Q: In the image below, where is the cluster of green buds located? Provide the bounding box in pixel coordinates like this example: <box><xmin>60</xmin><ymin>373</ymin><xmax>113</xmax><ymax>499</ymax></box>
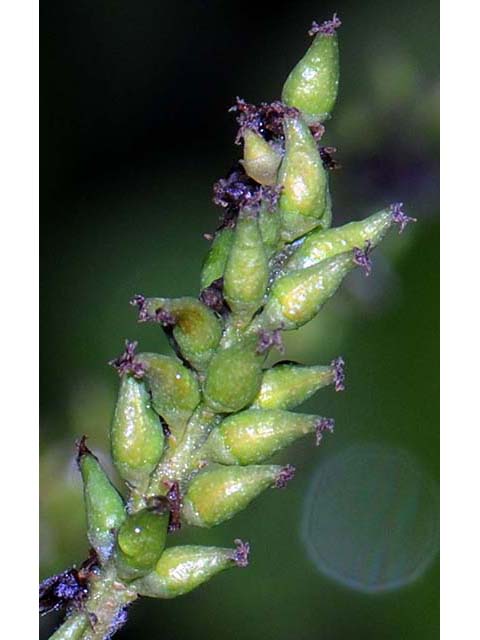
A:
<box><xmin>40</xmin><ymin>14</ymin><xmax>415</xmax><ymax>640</ymax></box>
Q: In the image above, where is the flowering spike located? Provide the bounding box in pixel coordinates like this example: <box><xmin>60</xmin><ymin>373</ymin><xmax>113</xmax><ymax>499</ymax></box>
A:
<box><xmin>391</xmin><ymin>202</ymin><xmax>417</xmax><ymax>233</ymax></box>
<box><xmin>315</xmin><ymin>417</ymin><xmax>335</xmax><ymax>445</ymax></box>
<box><xmin>232</xmin><ymin>539</ymin><xmax>250</xmax><ymax>568</ymax></box>
<box><xmin>308</xmin><ymin>14</ymin><xmax>342</xmax><ymax>37</ymax></box>
<box><xmin>353</xmin><ymin>241</ymin><xmax>373</xmax><ymax>276</ymax></box>
<box><xmin>109</xmin><ymin>340</ymin><xmax>145</xmax><ymax>379</ymax></box>
<box><xmin>331</xmin><ymin>356</ymin><xmax>346</xmax><ymax>392</ymax></box>
<box><xmin>275</xmin><ymin>464</ymin><xmax>296</xmax><ymax>488</ymax></box>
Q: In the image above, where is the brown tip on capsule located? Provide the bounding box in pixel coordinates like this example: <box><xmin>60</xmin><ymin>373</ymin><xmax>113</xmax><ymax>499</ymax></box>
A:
<box><xmin>108</xmin><ymin>340</ymin><xmax>145</xmax><ymax>379</ymax></box>
<box><xmin>331</xmin><ymin>356</ymin><xmax>346</xmax><ymax>392</ymax></box>
<box><xmin>390</xmin><ymin>202</ymin><xmax>417</xmax><ymax>233</ymax></box>
<box><xmin>353</xmin><ymin>241</ymin><xmax>373</xmax><ymax>276</ymax></box>
<box><xmin>308</xmin><ymin>13</ymin><xmax>342</xmax><ymax>37</ymax></box>
<box><xmin>315</xmin><ymin>418</ymin><xmax>335</xmax><ymax>446</ymax></box>
<box><xmin>275</xmin><ymin>464</ymin><xmax>296</xmax><ymax>488</ymax></box>
<box><xmin>75</xmin><ymin>435</ymin><xmax>96</xmax><ymax>467</ymax></box>
<box><xmin>232</xmin><ymin>539</ymin><xmax>250</xmax><ymax>568</ymax></box>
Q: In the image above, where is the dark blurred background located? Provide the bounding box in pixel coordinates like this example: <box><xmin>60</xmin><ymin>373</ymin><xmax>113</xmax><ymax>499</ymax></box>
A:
<box><xmin>40</xmin><ymin>0</ymin><xmax>439</xmax><ymax>638</ymax></box>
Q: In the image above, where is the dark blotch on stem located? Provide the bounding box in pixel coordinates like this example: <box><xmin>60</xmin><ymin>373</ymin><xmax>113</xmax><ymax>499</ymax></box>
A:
<box><xmin>256</xmin><ymin>328</ymin><xmax>284</xmax><ymax>355</ymax></box>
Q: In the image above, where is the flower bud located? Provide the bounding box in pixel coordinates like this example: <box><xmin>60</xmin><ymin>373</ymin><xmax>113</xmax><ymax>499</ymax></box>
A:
<box><xmin>259</xmin><ymin>249</ymin><xmax>362</xmax><ymax>330</ymax></box>
<box><xmin>251</xmin><ymin>358</ymin><xmax>345</xmax><ymax>410</ymax></box>
<box><xmin>77</xmin><ymin>437</ymin><xmax>126</xmax><ymax>563</ymax></box>
<box><xmin>223</xmin><ymin>211</ymin><xmax>269</xmax><ymax>320</ymax></box>
<box><xmin>278</xmin><ymin>114</ymin><xmax>328</xmax><ymax>242</ymax></box>
<box><xmin>182</xmin><ymin>464</ymin><xmax>295</xmax><ymax>527</ymax></box>
<box><xmin>133</xmin><ymin>296</ymin><xmax>222</xmax><ymax>370</ymax></box>
<box><xmin>114</xmin><ymin>507</ymin><xmax>169</xmax><ymax>581</ymax></box>
<box><xmin>134</xmin><ymin>352</ymin><xmax>200</xmax><ymax>440</ymax></box>
<box><xmin>203</xmin><ymin>339</ymin><xmax>264</xmax><ymax>413</ymax></box>
<box><xmin>286</xmin><ymin>203</ymin><xmax>415</xmax><ymax>271</ymax></box>
<box><xmin>240</xmin><ymin>128</ymin><xmax>282</xmax><ymax>186</ymax></box>
<box><xmin>131</xmin><ymin>540</ymin><xmax>250</xmax><ymax>598</ymax></box>
<box><xmin>111</xmin><ymin>376</ymin><xmax>164</xmax><ymax>491</ymax></box>
<box><xmin>201</xmin><ymin>228</ymin><xmax>234</xmax><ymax>289</ymax></box>
<box><xmin>204</xmin><ymin>409</ymin><xmax>334</xmax><ymax>465</ymax></box>
<box><xmin>282</xmin><ymin>15</ymin><xmax>341</xmax><ymax>123</ymax></box>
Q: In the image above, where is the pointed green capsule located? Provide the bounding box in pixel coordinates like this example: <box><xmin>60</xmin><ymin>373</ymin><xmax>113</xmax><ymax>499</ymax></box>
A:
<box><xmin>259</xmin><ymin>249</ymin><xmax>362</xmax><ymax>330</ymax></box>
<box><xmin>240</xmin><ymin>128</ymin><xmax>282</xmax><ymax>186</ymax></box>
<box><xmin>114</xmin><ymin>507</ymin><xmax>169</xmax><ymax>581</ymax></box>
<box><xmin>182</xmin><ymin>463</ymin><xmax>294</xmax><ymax>527</ymax></box>
<box><xmin>204</xmin><ymin>409</ymin><xmax>334</xmax><ymax>465</ymax></box>
<box><xmin>200</xmin><ymin>227</ymin><xmax>235</xmax><ymax>289</ymax></box>
<box><xmin>135</xmin><ymin>296</ymin><xmax>222</xmax><ymax>370</ymax></box>
<box><xmin>251</xmin><ymin>359</ymin><xmax>344</xmax><ymax>410</ymax></box>
<box><xmin>111</xmin><ymin>376</ymin><xmax>164</xmax><ymax>491</ymax></box>
<box><xmin>286</xmin><ymin>206</ymin><xmax>398</xmax><ymax>271</ymax></box>
<box><xmin>282</xmin><ymin>15</ymin><xmax>341</xmax><ymax>123</ymax></box>
<box><xmin>131</xmin><ymin>540</ymin><xmax>250</xmax><ymax>598</ymax></box>
<box><xmin>223</xmin><ymin>211</ymin><xmax>269</xmax><ymax>320</ymax></box>
<box><xmin>135</xmin><ymin>352</ymin><xmax>200</xmax><ymax>440</ymax></box>
<box><xmin>278</xmin><ymin>114</ymin><xmax>328</xmax><ymax>242</ymax></box>
<box><xmin>77</xmin><ymin>438</ymin><xmax>126</xmax><ymax>563</ymax></box>
<box><xmin>203</xmin><ymin>339</ymin><xmax>264</xmax><ymax>413</ymax></box>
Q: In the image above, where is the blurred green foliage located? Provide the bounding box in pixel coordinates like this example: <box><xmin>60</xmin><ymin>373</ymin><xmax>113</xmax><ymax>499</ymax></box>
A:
<box><xmin>41</xmin><ymin>0</ymin><xmax>438</xmax><ymax>638</ymax></box>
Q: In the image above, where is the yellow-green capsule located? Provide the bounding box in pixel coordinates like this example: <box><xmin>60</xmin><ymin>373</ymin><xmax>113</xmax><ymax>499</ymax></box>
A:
<box><xmin>259</xmin><ymin>248</ymin><xmax>365</xmax><ymax>330</ymax></box>
<box><xmin>278</xmin><ymin>114</ymin><xmax>328</xmax><ymax>242</ymax></box>
<box><xmin>251</xmin><ymin>358</ymin><xmax>345</xmax><ymax>410</ymax></box>
<box><xmin>135</xmin><ymin>352</ymin><xmax>200</xmax><ymax>441</ymax></box>
<box><xmin>204</xmin><ymin>409</ymin><xmax>334</xmax><ymax>465</ymax></box>
<box><xmin>182</xmin><ymin>463</ymin><xmax>295</xmax><ymax>527</ymax></box>
<box><xmin>240</xmin><ymin>128</ymin><xmax>282</xmax><ymax>186</ymax></box>
<box><xmin>258</xmin><ymin>204</ymin><xmax>281</xmax><ymax>257</ymax></box>
<box><xmin>114</xmin><ymin>507</ymin><xmax>169</xmax><ymax>581</ymax></box>
<box><xmin>286</xmin><ymin>206</ymin><xmax>397</xmax><ymax>271</ymax></box>
<box><xmin>203</xmin><ymin>339</ymin><xmax>264</xmax><ymax>413</ymax></box>
<box><xmin>282</xmin><ymin>15</ymin><xmax>341</xmax><ymax>123</ymax></box>
<box><xmin>111</xmin><ymin>376</ymin><xmax>164</xmax><ymax>491</ymax></box>
<box><xmin>77</xmin><ymin>438</ymin><xmax>126</xmax><ymax>563</ymax></box>
<box><xmin>134</xmin><ymin>296</ymin><xmax>222</xmax><ymax>371</ymax></box>
<box><xmin>200</xmin><ymin>227</ymin><xmax>235</xmax><ymax>289</ymax></box>
<box><xmin>223</xmin><ymin>211</ymin><xmax>269</xmax><ymax>321</ymax></box>
<box><xmin>131</xmin><ymin>540</ymin><xmax>250</xmax><ymax>598</ymax></box>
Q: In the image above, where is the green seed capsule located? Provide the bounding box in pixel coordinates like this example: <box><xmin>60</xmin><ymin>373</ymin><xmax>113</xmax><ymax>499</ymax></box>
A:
<box><xmin>115</xmin><ymin>508</ymin><xmax>169</xmax><ymax>581</ymax></box>
<box><xmin>282</xmin><ymin>15</ymin><xmax>341</xmax><ymax>123</ymax></box>
<box><xmin>240</xmin><ymin>129</ymin><xmax>282</xmax><ymax>186</ymax></box>
<box><xmin>260</xmin><ymin>249</ymin><xmax>359</xmax><ymax>330</ymax></box>
<box><xmin>223</xmin><ymin>212</ymin><xmax>269</xmax><ymax>320</ymax></box>
<box><xmin>258</xmin><ymin>204</ymin><xmax>281</xmax><ymax>257</ymax></box>
<box><xmin>205</xmin><ymin>409</ymin><xmax>333</xmax><ymax>465</ymax></box>
<box><xmin>77</xmin><ymin>438</ymin><xmax>126</xmax><ymax>563</ymax></box>
<box><xmin>111</xmin><ymin>376</ymin><xmax>164</xmax><ymax>491</ymax></box>
<box><xmin>136</xmin><ymin>297</ymin><xmax>222</xmax><ymax>370</ymax></box>
<box><xmin>251</xmin><ymin>360</ymin><xmax>343</xmax><ymax>410</ymax></box>
<box><xmin>131</xmin><ymin>540</ymin><xmax>249</xmax><ymax>598</ymax></box>
<box><xmin>286</xmin><ymin>207</ymin><xmax>394</xmax><ymax>271</ymax></box>
<box><xmin>201</xmin><ymin>228</ymin><xmax>235</xmax><ymax>289</ymax></box>
<box><xmin>182</xmin><ymin>464</ymin><xmax>294</xmax><ymax>527</ymax></box>
<box><xmin>278</xmin><ymin>115</ymin><xmax>328</xmax><ymax>242</ymax></box>
<box><xmin>203</xmin><ymin>339</ymin><xmax>264</xmax><ymax>413</ymax></box>
<box><xmin>135</xmin><ymin>352</ymin><xmax>200</xmax><ymax>441</ymax></box>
